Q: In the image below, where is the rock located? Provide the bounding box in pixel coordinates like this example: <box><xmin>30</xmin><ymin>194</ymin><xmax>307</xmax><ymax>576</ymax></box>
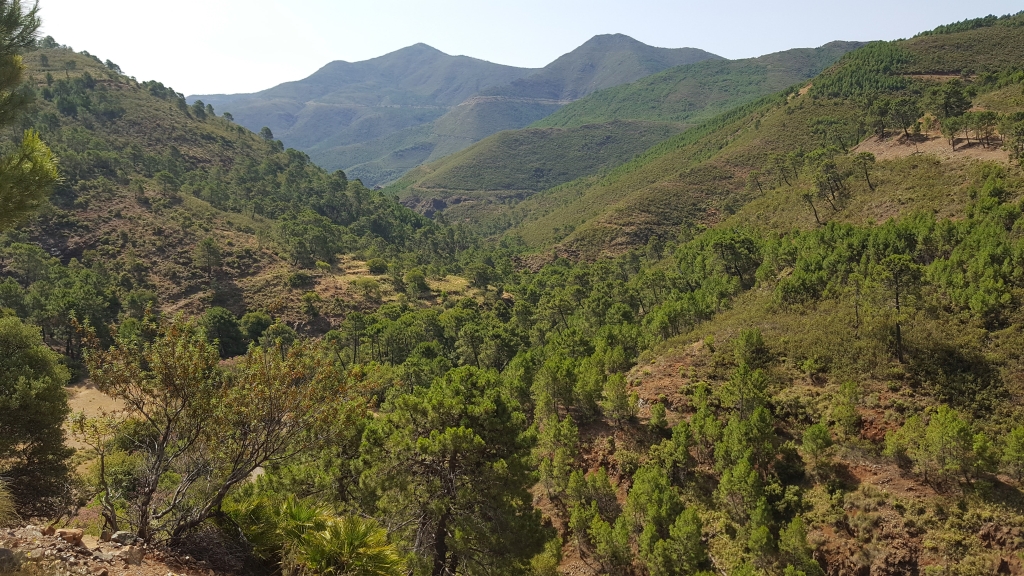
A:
<box><xmin>116</xmin><ymin>545</ymin><xmax>143</xmax><ymax>565</ymax></box>
<box><xmin>109</xmin><ymin>531</ymin><xmax>135</xmax><ymax>545</ymax></box>
<box><xmin>99</xmin><ymin>530</ymin><xmax>112</xmax><ymax>542</ymax></box>
<box><xmin>56</xmin><ymin>528</ymin><xmax>84</xmax><ymax>546</ymax></box>
<box><xmin>91</xmin><ymin>566</ymin><xmax>109</xmax><ymax>576</ymax></box>
<box><xmin>0</xmin><ymin>547</ymin><xmax>18</xmax><ymax>570</ymax></box>
<box><xmin>42</xmin><ymin>525</ymin><xmax>56</xmax><ymax>536</ymax></box>
<box><xmin>26</xmin><ymin>548</ymin><xmax>45</xmax><ymax>561</ymax></box>
<box><xmin>15</xmin><ymin>527</ymin><xmax>42</xmax><ymax>539</ymax></box>
<box><xmin>92</xmin><ymin>551</ymin><xmax>114</xmax><ymax>562</ymax></box>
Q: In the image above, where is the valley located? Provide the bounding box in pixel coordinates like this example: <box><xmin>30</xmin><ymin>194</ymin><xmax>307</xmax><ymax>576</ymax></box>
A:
<box><xmin>3</xmin><ymin>5</ymin><xmax>1024</xmax><ymax>576</ymax></box>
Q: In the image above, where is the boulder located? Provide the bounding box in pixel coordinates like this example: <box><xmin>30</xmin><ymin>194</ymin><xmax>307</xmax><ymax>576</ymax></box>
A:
<box><xmin>109</xmin><ymin>531</ymin><xmax>135</xmax><ymax>545</ymax></box>
<box><xmin>116</xmin><ymin>545</ymin><xmax>143</xmax><ymax>566</ymax></box>
<box><xmin>0</xmin><ymin>547</ymin><xmax>18</xmax><ymax>570</ymax></box>
<box><xmin>56</xmin><ymin>528</ymin><xmax>84</xmax><ymax>546</ymax></box>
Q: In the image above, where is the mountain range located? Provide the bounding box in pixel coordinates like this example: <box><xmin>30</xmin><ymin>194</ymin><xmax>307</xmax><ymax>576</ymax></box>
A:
<box><xmin>191</xmin><ymin>35</ymin><xmax>720</xmax><ymax>186</ymax></box>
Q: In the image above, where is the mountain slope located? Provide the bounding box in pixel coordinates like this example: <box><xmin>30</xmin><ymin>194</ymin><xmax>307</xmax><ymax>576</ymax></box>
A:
<box><xmin>195</xmin><ymin>36</ymin><xmax>720</xmax><ymax>186</ymax></box>
<box><xmin>192</xmin><ymin>44</ymin><xmax>536</xmax><ymax>152</ymax></box>
<box><xmin>387</xmin><ymin>42</ymin><xmax>860</xmax><ymax>217</ymax></box>
<box><xmin>6</xmin><ymin>45</ymin><xmax>458</xmax><ymax>339</ymax></box>
<box><xmin>534</xmin><ymin>41</ymin><xmax>863</xmax><ymax>128</ymax></box>
<box><xmin>481</xmin><ymin>33</ymin><xmax>722</xmax><ymax>101</ymax></box>
<box><xmin>501</xmin><ymin>15</ymin><xmax>1024</xmax><ymax>257</ymax></box>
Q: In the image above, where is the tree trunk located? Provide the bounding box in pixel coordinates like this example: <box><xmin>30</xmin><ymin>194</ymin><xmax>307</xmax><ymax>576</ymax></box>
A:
<box><xmin>894</xmin><ymin>288</ymin><xmax>904</xmax><ymax>364</ymax></box>
<box><xmin>432</xmin><ymin>512</ymin><xmax>450</xmax><ymax>576</ymax></box>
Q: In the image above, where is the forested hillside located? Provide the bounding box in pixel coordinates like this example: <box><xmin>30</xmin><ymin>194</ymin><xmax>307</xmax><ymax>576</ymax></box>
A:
<box><xmin>536</xmin><ymin>41</ymin><xmax>863</xmax><ymax>128</ymax></box>
<box><xmin>7</xmin><ymin>7</ymin><xmax>1024</xmax><ymax>576</ymax></box>
<box><xmin>385</xmin><ymin>42</ymin><xmax>860</xmax><ymax>223</ymax></box>
<box><xmin>502</xmin><ymin>13</ymin><xmax>1024</xmax><ymax>257</ymax></box>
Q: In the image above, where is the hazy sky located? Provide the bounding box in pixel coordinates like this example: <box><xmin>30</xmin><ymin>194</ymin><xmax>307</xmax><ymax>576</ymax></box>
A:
<box><xmin>38</xmin><ymin>0</ymin><xmax>1023</xmax><ymax>96</ymax></box>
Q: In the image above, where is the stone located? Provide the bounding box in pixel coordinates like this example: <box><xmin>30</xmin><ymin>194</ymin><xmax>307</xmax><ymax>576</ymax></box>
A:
<box><xmin>91</xmin><ymin>566</ymin><xmax>109</xmax><ymax>576</ymax></box>
<box><xmin>116</xmin><ymin>545</ymin><xmax>143</xmax><ymax>566</ymax></box>
<box><xmin>26</xmin><ymin>548</ymin><xmax>46</xmax><ymax>561</ymax></box>
<box><xmin>56</xmin><ymin>528</ymin><xmax>84</xmax><ymax>546</ymax></box>
<box><xmin>0</xmin><ymin>547</ymin><xmax>18</xmax><ymax>570</ymax></box>
<box><xmin>109</xmin><ymin>531</ymin><xmax>135</xmax><ymax>545</ymax></box>
<box><xmin>15</xmin><ymin>527</ymin><xmax>42</xmax><ymax>539</ymax></box>
<box><xmin>92</xmin><ymin>551</ymin><xmax>114</xmax><ymax>562</ymax></box>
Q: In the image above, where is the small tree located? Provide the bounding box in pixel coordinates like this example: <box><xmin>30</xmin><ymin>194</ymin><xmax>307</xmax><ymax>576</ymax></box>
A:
<box><xmin>260</xmin><ymin>126</ymin><xmax>274</xmax><ymax>140</ymax></box>
<box><xmin>802</xmin><ymin>423</ymin><xmax>833</xmax><ymax>469</ymax></box>
<box><xmin>831</xmin><ymin>381</ymin><xmax>862</xmax><ymax>440</ymax></box>
<box><xmin>1002</xmin><ymin>426</ymin><xmax>1024</xmax><ymax>482</ymax></box>
<box><xmin>201</xmin><ymin>306</ymin><xmax>246</xmax><ymax>358</ymax></box>
<box><xmin>0</xmin><ymin>317</ymin><xmax>71</xmax><ymax>506</ymax></box>
<box><xmin>852</xmin><ymin>152</ymin><xmax>876</xmax><ymax>191</ymax></box>
<box><xmin>192</xmin><ymin>236</ymin><xmax>222</xmax><ymax>279</ymax></box>
<box><xmin>888</xmin><ymin>97</ymin><xmax>922</xmax><ymax>138</ymax></box>
<box><xmin>876</xmin><ymin>255</ymin><xmax>922</xmax><ymax>363</ymax></box>
<box><xmin>404</xmin><ymin>268</ymin><xmax>429</xmax><ymax>295</ymax></box>
<box><xmin>240</xmin><ymin>310</ymin><xmax>273</xmax><ymax>343</ymax></box>
<box><xmin>86</xmin><ymin>315</ymin><xmax>348</xmax><ymax>542</ymax></box>
<box><xmin>602</xmin><ymin>374</ymin><xmax>637</xmax><ymax>423</ymax></box>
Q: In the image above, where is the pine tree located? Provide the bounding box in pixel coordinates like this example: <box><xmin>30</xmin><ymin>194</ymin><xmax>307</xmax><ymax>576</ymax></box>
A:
<box><xmin>0</xmin><ymin>0</ymin><xmax>58</xmax><ymax>230</ymax></box>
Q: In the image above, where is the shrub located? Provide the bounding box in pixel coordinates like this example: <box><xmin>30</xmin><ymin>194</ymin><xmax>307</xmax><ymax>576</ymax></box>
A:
<box><xmin>287</xmin><ymin>271</ymin><xmax>314</xmax><ymax>288</ymax></box>
<box><xmin>367</xmin><ymin>258</ymin><xmax>388</xmax><ymax>274</ymax></box>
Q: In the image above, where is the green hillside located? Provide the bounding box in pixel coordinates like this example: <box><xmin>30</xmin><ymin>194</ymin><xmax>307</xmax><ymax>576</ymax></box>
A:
<box><xmin>4</xmin><ymin>42</ymin><xmax>475</xmax><ymax>347</ymax></box>
<box><xmin>385</xmin><ymin>43</ymin><xmax>860</xmax><ymax>219</ymax></box>
<box><xmin>388</xmin><ymin>120</ymin><xmax>681</xmax><ymax>215</ymax></box>
<box><xmin>197</xmin><ymin>36</ymin><xmax>719</xmax><ymax>187</ymax></box>
<box><xmin>504</xmin><ymin>13</ymin><xmax>1024</xmax><ymax>256</ymax></box>
<box><xmin>10</xmin><ymin>11</ymin><xmax>1024</xmax><ymax>576</ymax></box>
<box><xmin>535</xmin><ymin>41</ymin><xmax>862</xmax><ymax>128</ymax></box>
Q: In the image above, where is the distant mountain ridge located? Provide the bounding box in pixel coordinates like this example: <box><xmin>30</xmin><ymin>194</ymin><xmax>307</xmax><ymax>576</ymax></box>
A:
<box><xmin>190</xmin><ymin>36</ymin><xmax>721</xmax><ymax>186</ymax></box>
<box><xmin>386</xmin><ymin>41</ymin><xmax>863</xmax><ymax>221</ymax></box>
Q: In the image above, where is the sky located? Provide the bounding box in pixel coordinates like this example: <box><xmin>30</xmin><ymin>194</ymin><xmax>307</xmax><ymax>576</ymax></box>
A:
<box><xmin>38</xmin><ymin>0</ymin><xmax>1024</xmax><ymax>96</ymax></box>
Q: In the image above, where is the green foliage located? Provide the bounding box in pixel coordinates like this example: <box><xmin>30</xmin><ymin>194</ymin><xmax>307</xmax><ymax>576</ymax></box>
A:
<box><xmin>86</xmin><ymin>315</ymin><xmax>348</xmax><ymax>541</ymax></box>
<box><xmin>810</xmin><ymin>42</ymin><xmax>912</xmax><ymax>99</ymax></box>
<box><xmin>192</xmin><ymin>236</ymin><xmax>221</xmax><ymax>277</ymax></box>
<box><xmin>201</xmin><ymin>306</ymin><xmax>246</xmax><ymax>358</ymax></box>
<box><xmin>915</xmin><ymin>12</ymin><xmax>1024</xmax><ymax>36</ymax></box>
<box><xmin>885</xmin><ymin>406</ymin><xmax>993</xmax><ymax>488</ymax></box>
<box><xmin>649</xmin><ymin>401</ymin><xmax>667</xmax><ymax>430</ymax></box>
<box><xmin>366</xmin><ymin>258</ymin><xmax>388</xmax><ymax>274</ymax></box>
<box><xmin>802</xmin><ymin>423</ymin><xmax>833</xmax><ymax>467</ymax></box>
<box><xmin>359</xmin><ymin>366</ymin><xmax>545</xmax><ymax>575</ymax></box>
<box><xmin>830</xmin><ymin>382</ymin><xmax>862</xmax><ymax>440</ymax></box>
<box><xmin>536</xmin><ymin>414</ymin><xmax>579</xmax><ymax>497</ymax></box>
<box><xmin>1002</xmin><ymin>426</ymin><xmax>1024</xmax><ymax>482</ymax></box>
<box><xmin>602</xmin><ymin>373</ymin><xmax>637</xmax><ymax>423</ymax></box>
<box><xmin>733</xmin><ymin>328</ymin><xmax>771</xmax><ymax>370</ymax></box>
<box><xmin>0</xmin><ymin>1</ymin><xmax>57</xmax><ymax>231</ymax></box>
<box><xmin>0</xmin><ymin>316</ymin><xmax>70</xmax><ymax>507</ymax></box>
<box><xmin>239</xmin><ymin>310</ymin><xmax>273</xmax><ymax>343</ymax></box>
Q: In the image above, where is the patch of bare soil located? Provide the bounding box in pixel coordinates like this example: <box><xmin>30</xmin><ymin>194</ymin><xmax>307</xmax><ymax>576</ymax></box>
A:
<box><xmin>66</xmin><ymin>384</ymin><xmax>124</xmax><ymax>419</ymax></box>
<box><xmin>854</xmin><ymin>132</ymin><xmax>1011</xmax><ymax>164</ymax></box>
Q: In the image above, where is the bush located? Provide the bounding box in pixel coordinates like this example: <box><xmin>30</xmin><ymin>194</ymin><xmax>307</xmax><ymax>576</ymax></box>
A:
<box><xmin>367</xmin><ymin>258</ymin><xmax>388</xmax><ymax>274</ymax></box>
<box><xmin>201</xmin><ymin>307</ymin><xmax>246</xmax><ymax>358</ymax></box>
<box><xmin>240</xmin><ymin>311</ymin><xmax>273</xmax><ymax>343</ymax></box>
<box><xmin>0</xmin><ymin>317</ymin><xmax>71</xmax><ymax>506</ymax></box>
<box><xmin>287</xmin><ymin>271</ymin><xmax>315</xmax><ymax>288</ymax></box>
